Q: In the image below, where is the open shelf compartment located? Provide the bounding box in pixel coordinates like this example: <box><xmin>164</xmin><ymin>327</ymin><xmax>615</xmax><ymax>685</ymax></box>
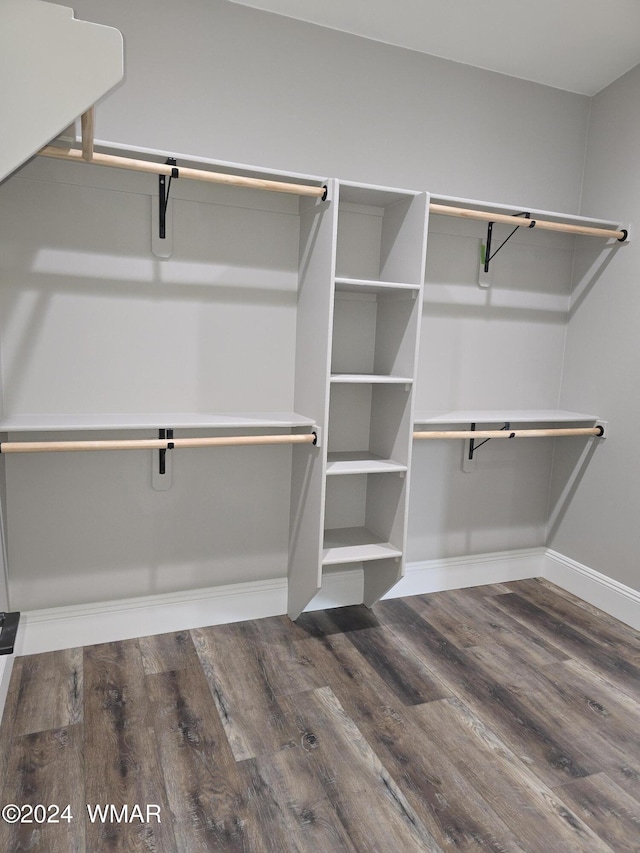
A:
<box><xmin>335</xmin><ymin>183</ymin><xmax>427</xmax><ymax>284</ymax></box>
<box><xmin>322</xmin><ymin>472</ymin><xmax>406</xmax><ymax>566</ymax></box>
<box><xmin>331</xmin><ymin>285</ymin><xmax>420</xmax><ymax>379</ymax></box>
<box><xmin>328</xmin><ymin>383</ymin><xmax>413</xmax><ymax>468</ymax></box>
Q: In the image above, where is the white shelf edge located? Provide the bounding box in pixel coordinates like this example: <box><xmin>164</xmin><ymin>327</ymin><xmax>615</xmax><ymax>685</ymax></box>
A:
<box><xmin>0</xmin><ymin>412</ymin><xmax>316</xmax><ymax>433</ymax></box>
<box><xmin>322</xmin><ymin>527</ymin><xmax>403</xmax><ymax>565</ymax></box>
<box><xmin>334</xmin><ymin>277</ymin><xmax>420</xmax><ymax>293</ymax></box>
<box><xmin>326</xmin><ymin>455</ymin><xmax>407</xmax><ymax>475</ymax></box>
<box><xmin>413</xmin><ymin>409</ymin><xmax>599</xmax><ymax>425</ymax></box>
<box><xmin>429</xmin><ymin>194</ymin><xmax>622</xmax><ymax>230</ymax></box>
<box><xmin>331</xmin><ymin>374</ymin><xmax>414</xmax><ymax>385</ymax></box>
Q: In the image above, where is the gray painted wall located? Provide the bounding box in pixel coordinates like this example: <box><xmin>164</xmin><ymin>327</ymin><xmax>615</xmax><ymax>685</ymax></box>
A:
<box><xmin>549</xmin><ymin>63</ymin><xmax>640</xmax><ymax>592</ymax></box>
<box><xmin>2</xmin><ymin>0</ymin><xmax>601</xmax><ymax>609</ymax></box>
<box><xmin>58</xmin><ymin>0</ymin><xmax>589</xmax><ymax>210</ymax></box>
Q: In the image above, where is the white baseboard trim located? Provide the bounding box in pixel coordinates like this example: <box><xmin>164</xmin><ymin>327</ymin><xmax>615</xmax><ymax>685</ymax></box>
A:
<box><xmin>14</xmin><ymin>577</ymin><xmax>288</xmax><ymax>657</ymax></box>
<box><xmin>386</xmin><ymin>547</ymin><xmax>546</xmax><ymax>599</ymax></box>
<box><xmin>10</xmin><ymin>546</ymin><xmax>640</xmax><ymax>662</ymax></box>
<box><xmin>543</xmin><ymin>549</ymin><xmax>640</xmax><ymax>631</ymax></box>
<box><xmin>12</xmin><ymin>547</ymin><xmax>547</xmax><ymax>658</ymax></box>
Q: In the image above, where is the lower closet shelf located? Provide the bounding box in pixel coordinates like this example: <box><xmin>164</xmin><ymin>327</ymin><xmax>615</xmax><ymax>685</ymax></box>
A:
<box><xmin>322</xmin><ymin>527</ymin><xmax>403</xmax><ymax>565</ymax></box>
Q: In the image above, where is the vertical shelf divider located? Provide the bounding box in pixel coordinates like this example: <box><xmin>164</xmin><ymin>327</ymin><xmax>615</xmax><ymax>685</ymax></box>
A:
<box><xmin>287</xmin><ymin>181</ymin><xmax>337</xmax><ymax>620</ymax></box>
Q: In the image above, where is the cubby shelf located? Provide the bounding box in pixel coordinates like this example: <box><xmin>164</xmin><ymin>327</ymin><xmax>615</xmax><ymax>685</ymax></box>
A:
<box><xmin>334</xmin><ymin>277</ymin><xmax>420</xmax><ymax>294</ymax></box>
<box><xmin>322</xmin><ymin>527</ymin><xmax>403</xmax><ymax>565</ymax></box>
<box><xmin>326</xmin><ymin>451</ymin><xmax>407</xmax><ymax>475</ymax></box>
<box><xmin>331</xmin><ymin>374</ymin><xmax>414</xmax><ymax>384</ymax></box>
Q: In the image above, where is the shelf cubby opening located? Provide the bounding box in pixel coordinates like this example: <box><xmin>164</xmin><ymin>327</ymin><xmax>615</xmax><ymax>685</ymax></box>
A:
<box><xmin>327</xmin><ymin>383</ymin><xmax>413</xmax><ymax>467</ymax></box>
<box><xmin>335</xmin><ymin>185</ymin><xmax>426</xmax><ymax>284</ymax></box>
<box><xmin>322</xmin><ymin>472</ymin><xmax>406</xmax><ymax>565</ymax></box>
<box><xmin>331</xmin><ymin>288</ymin><xmax>420</xmax><ymax>379</ymax></box>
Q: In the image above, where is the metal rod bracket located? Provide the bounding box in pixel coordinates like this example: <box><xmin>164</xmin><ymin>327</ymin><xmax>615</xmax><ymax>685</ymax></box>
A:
<box><xmin>159</xmin><ymin>158</ymin><xmax>178</xmax><ymax>239</ymax></box>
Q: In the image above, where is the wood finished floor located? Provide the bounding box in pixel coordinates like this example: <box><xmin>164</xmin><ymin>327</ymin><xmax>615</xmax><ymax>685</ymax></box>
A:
<box><xmin>1</xmin><ymin>579</ymin><xmax>640</xmax><ymax>851</ymax></box>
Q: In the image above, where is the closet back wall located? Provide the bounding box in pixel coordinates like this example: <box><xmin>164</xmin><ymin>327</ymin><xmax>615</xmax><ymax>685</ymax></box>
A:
<box><xmin>58</xmin><ymin>0</ymin><xmax>590</xmax><ymax>210</ymax></box>
<box><xmin>3</xmin><ymin>0</ymin><xmax>593</xmax><ymax>610</ymax></box>
<box><xmin>0</xmin><ymin>159</ymin><xmax>300</xmax><ymax>609</ymax></box>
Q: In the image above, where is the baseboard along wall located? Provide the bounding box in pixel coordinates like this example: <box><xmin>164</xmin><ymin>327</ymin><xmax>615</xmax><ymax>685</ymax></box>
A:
<box><xmin>2</xmin><ymin>545</ymin><xmax>639</xmax><ymax>720</ymax></box>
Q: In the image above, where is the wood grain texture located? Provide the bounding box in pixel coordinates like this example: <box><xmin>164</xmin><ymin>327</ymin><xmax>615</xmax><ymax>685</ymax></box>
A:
<box><xmin>491</xmin><ymin>592</ymin><xmax>640</xmax><ymax>701</ymax></box>
<box><xmin>11</xmin><ymin>648</ymin><xmax>83</xmax><ymax>736</ymax></box>
<box><xmin>293</xmin><ymin>630</ymin><xmax>524</xmax><ymax>851</ymax></box>
<box><xmin>0</xmin><ymin>725</ymin><xmax>85</xmax><ymax>853</ymax></box>
<box><xmin>554</xmin><ymin>772</ymin><xmax>640</xmax><ymax>853</ymax></box>
<box><xmin>192</xmin><ymin>617</ymin><xmax>326</xmax><ymax>762</ymax></box>
<box><xmin>291</xmin><ymin>686</ymin><xmax>442</xmax><ymax>852</ymax></box>
<box><xmin>138</xmin><ymin>630</ymin><xmax>200</xmax><ymax>675</ymax></box>
<box><xmin>146</xmin><ymin>665</ymin><xmax>247</xmax><ymax>851</ymax></box>
<box><xmin>412</xmin><ymin>697</ymin><xmax>611</xmax><ymax>853</ymax></box>
<box><xmin>378</xmin><ymin>598</ymin><xmax>599</xmax><ymax>787</ymax></box>
<box><xmin>83</xmin><ymin>640</ymin><xmax>176</xmax><ymax>853</ymax></box>
<box><xmin>1</xmin><ymin>580</ymin><xmax>639</xmax><ymax>851</ymax></box>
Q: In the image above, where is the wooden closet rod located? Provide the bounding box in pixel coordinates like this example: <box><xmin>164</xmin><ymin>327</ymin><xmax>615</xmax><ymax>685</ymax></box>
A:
<box><xmin>0</xmin><ymin>432</ymin><xmax>317</xmax><ymax>454</ymax></box>
<box><xmin>413</xmin><ymin>426</ymin><xmax>604</xmax><ymax>440</ymax></box>
<box><xmin>429</xmin><ymin>203</ymin><xmax>627</xmax><ymax>241</ymax></box>
<box><xmin>38</xmin><ymin>145</ymin><xmax>327</xmax><ymax>199</ymax></box>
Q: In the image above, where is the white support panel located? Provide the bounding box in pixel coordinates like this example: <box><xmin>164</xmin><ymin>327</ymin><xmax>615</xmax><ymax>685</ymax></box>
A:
<box><xmin>0</xmin><ymin>1</ymin><xmax>123</xmax><ymax>182</ymax></box>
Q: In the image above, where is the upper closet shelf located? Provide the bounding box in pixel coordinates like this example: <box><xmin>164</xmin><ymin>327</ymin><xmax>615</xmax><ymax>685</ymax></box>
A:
<box><xmin>0</xmin><ymin>1</ymin><xmax>123</xmax><ymax>183</ymax></box>
<box><xmin>0</xmin><ymin>412</ymin><xmax>315</xmax><ymax>433</ymax></box>
<box><xmin>414</xmin><ymin>410</ymin><xmax>598</xmax><ymax>425</ymax></box>
<box><xmin>429</xmin><ymin>193</ymin><xmax>627</xmax><ymax>240</ymax></box>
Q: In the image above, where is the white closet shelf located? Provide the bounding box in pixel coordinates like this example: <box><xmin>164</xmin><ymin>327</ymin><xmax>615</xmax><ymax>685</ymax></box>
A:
<box><xmin>334</xmin><ymin>277</ymin><xmax>420</xmax><ymax>294</ymax></box>
<box><xmin>331</xmin><ymin>374</ymin><xmax>414</xmax><ymax>384</ymax></box>
<box><xmin>322</xmin><ymin>527</ymin><xmax>403</xmax><ymax>565</ymax></box>
<box><xmin>414</xmin><ymin>410</ymin><xmax>598</xmax><ymax>426</ymax></box>
<box><xmin>0</xmin><ymin>412</ymin><xmax>315</xmax><ymax>433</ymax></box>
<box><xmin>429</xmin><ymin>194</ymin><xmax>623</xmax><ymax>231</ymax></box>
<box><xmin>326</xmin><ymin>451</ymin><xmax>407</xmax><ymax>475</ymax></box>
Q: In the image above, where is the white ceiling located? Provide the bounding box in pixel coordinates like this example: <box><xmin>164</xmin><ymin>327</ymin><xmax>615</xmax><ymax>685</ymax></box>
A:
<box><xmin>229</xmin><ymin>0</ymin><xmax>640</xmax><ymax>95</ymax></box>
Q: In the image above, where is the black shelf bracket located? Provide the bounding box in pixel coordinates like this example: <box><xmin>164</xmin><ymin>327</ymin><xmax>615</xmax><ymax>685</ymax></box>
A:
<box><xmin>159</xmin><ymin>158</ymin><xmax>179</xmax><ymax>239</ymax></box>
<box><xmin>158</xmin><ymin>428</ymin><xmax>174</xmax><ymax>475</ymax></box>
<box><xmin>468</xmin><ymin>422</ymin><xmax>511</xmax><ymax>461</ymax></box>
<box><xmin>0</xmin><ymin>611</ymin><xmax>20</xmax><ymax>655</ymax></box>
<box><xmin>482</xmin><ymin>212</ymin><xmax>536</xmax><ymax>273</ymax></box>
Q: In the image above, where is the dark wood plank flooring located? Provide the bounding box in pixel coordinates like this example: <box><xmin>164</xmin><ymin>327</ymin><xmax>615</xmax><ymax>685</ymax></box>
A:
<box><xmin>1</xmin><ymin>578</ymin><xmax>639</xmax><ymax>851</ymax></box>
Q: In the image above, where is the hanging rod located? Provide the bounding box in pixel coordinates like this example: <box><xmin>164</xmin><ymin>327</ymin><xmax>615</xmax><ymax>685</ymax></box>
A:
<box><xmin>38</xmin><ymin>145</ymin><xmax>327</xmax><ymax>199</ymax></box>
<box><xmin>429</xmin><ymin>203</ymin><xmax>627</xmax><ymax>242</ymax></box>
<box><xmin>413</xmin><ymin>426</ymin><xmax>604</xmax><ymax>440</ymax></box>
<box><xmin>0</xmin><ymin>432</ymin><xmax>317</xmax><ymax>454</ymax></box>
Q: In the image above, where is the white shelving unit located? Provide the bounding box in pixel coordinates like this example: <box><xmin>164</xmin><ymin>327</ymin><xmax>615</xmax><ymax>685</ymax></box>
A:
<box><xmin>0</xmin><ymin>119</ymin><xmax>618</xmax><ymax>625</ymax></box>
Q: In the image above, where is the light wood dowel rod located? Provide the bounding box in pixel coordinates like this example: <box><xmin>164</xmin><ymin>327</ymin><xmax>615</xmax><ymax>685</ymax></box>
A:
<box><xmin>38</xmin><ymin>145</ymin><xmax>326</xmax><ymax>198</ymax></box>
<box><xmin>413</xmin><ymin>427</ymin><xmax>603</xmax><ymax>440</ymax></box>
<box><xmin>80</xmin><ymin>108</ymin><xmax>94</xmax><ymax>162</ymax></box>
<box><xmin>0</xmin><ymin>432</ymin><xmax>316</xmax><ymax>454</ymax></box>
<box><xmin>429</xmin><ymin>203</ymin><xmax>626</xmax><ymax>241</ymax></box>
